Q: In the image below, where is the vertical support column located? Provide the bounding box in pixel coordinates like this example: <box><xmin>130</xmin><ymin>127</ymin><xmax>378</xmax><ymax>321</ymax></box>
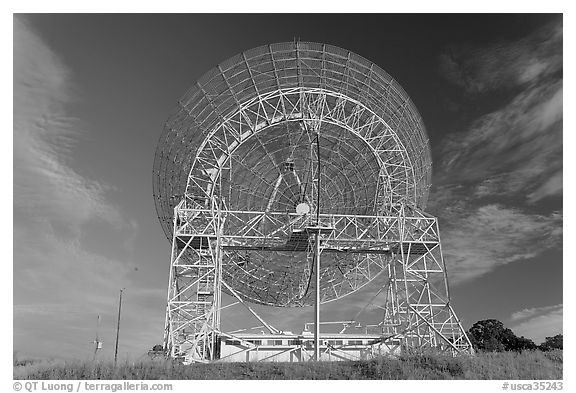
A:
<box><xmin>314</xmin><ymin>231</ymin><xmax>321</xmax><ymax>361</ymax></box>
<box><xmin>378</xmin><ymin>206</ymin><xmax>473</xmax><ymax>354</ymax></box>
<box><xmin>163</xmin><ymin>207</ymin><xmax>180</xmax><ymax>357</ymax></box>
<box><xmin>163</xmin><ymin>200</ymin><xmax>224</xmax><ymax>363</ymax></box>
<box><xmin>212</xmin><ymin>197</ymin><xmax>224</xmax><ymax>360</ymax></box>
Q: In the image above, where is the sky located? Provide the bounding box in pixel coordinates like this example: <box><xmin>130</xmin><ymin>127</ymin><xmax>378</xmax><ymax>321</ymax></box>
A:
<box><xmin>13</xmin><ymin>13</ymin><xmax>563</xmax><ymax>361</ymax></box>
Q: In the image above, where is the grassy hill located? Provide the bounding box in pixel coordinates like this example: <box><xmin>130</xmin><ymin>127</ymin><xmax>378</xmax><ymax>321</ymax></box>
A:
<box><xmin>14</xmin><ymin>350</ymin><xmax>562</xmax><ymax>380</ymax></box>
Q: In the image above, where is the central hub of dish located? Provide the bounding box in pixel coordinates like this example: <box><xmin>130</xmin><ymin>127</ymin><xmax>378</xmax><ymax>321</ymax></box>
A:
<box><xmin>295</xmin><ymin>202</ymin><xmax>310</xmax><ymax>215</ymax></box>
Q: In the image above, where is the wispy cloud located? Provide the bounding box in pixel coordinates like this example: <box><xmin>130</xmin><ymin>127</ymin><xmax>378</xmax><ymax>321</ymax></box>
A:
<box><xmin>437</xmin><ymin>19</ymin><xmax>562</xmax><ymax>204</ymax></box>
<box><xmin>508</xmin><ymin>304</ymin><xmax>562</xmax><ymax>343</ymax></box>
<box><xmin>439</xmin><ymin>204</ymin><xmax>561</xmax><ymax>284</ymax></box>
<box><xmin>430</xmin><ymin>18</ymin><xmax>563</xmax><ymax>285</ymax></box>
<box><xmin>510</xmin><ymin>304</ymin><xmax>562</xmax><ymax>322</ymax></box>
<box><xmin>437</xmin><ymin>80</ymin><xmax>562</xmax><ymax>204</ymax></box>
<box><xmin>13</xmin><ymin>17</ymin><xmax>141</xmax><ymax>359</ymax></box>
<box><xmin>14</xmin><ymin>17</ymin><xmax>121</xmax><ymax>231</ymax></box>
<box><xmin>439</xmin><ymin>19</ymin><xmax>562</xmax><ymax>93</ymax></box>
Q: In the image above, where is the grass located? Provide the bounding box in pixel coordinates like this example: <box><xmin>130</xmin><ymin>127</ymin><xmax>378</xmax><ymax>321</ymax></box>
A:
<box><xmin>13</xmin><ymin>350</ymin><xmax>562</xmax><ymax>380</ymax></box>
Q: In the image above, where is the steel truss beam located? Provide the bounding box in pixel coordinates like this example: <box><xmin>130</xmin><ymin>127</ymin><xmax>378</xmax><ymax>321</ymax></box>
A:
<box><xmin>163</xmin><ymin>199</ymin><xmax>472</xmax><ymax>362</ymax></box>
<box><xmin>185</xmin><ymin>87</ymin><xmax>420</xmax><ymax>215</ymax></box>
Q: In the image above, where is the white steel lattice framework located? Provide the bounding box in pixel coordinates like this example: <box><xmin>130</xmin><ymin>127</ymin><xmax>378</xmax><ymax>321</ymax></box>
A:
<box><xmin>153</xmin><ymin>42</ymin><xmax>473</xmax><ymax>362</ymax></box>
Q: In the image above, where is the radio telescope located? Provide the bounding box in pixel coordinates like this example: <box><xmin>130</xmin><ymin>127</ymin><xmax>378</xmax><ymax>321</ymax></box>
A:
<box><xmin>153</xmin><ymin>42</ymin><xmax>472</xmax><ymax>363</ymax></box>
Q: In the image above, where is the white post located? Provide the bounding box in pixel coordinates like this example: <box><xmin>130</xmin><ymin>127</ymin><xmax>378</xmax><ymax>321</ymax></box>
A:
<box><xmin>314</xmin><ymin>231</ymin><xmax>321</xmax><ymax>361</ymax></box>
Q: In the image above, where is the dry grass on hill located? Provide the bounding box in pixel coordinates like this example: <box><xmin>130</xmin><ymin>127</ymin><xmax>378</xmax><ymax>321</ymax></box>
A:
<box><xmin>14</xmin><ymin>350</ymin><xmax>562</xmax><ymax>380</ymax></box>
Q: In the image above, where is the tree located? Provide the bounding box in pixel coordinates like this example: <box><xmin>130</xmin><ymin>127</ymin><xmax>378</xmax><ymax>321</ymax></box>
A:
<box><xmin>467</xmin><ymin>319</ymin><xmax>535</xmax><ymax>352</ymax></box>
<box><xmin>539</xmin><ymin>334</ymin><xmax>563</xmax><ymax>351</ymax></box>
<box><xmin>507</xmin><ymin>335</ymin><xmax>537</xmax><ymax>351</ymax></box>
<box><xmin>468</xmin><ymin>319</ymin><xmax>508</xmax><ymax>351</ymax></box>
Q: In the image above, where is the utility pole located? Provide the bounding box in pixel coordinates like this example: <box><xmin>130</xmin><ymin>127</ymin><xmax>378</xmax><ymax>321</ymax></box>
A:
<box><xmin>93</xmin><ymin>315</ymin><xmax>102</xmax><ymax>361</ymax></box>
<box><xmin>114</xmin><ymin>288</ymin><xmax>124</xmax><ymax>365</ymax></box>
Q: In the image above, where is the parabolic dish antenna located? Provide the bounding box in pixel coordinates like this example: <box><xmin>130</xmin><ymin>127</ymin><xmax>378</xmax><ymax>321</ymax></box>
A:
<box><xmin>154</xmin><ymin>42</ymin><xmax>471</xmax><ymax>362</ymax></box>
<box><xmin>154</xmin><ymin>42</ymin><xmax>431</xmax><ymax>307</ymax></box>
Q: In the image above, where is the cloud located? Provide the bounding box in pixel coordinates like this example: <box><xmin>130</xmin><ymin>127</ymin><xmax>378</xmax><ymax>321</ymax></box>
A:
<box><xmin>14</xmin><ymin>225</ymin><xmax>131</xmax><ymax>305</ymax></box>
<box><xmin>426</xmin><ymin>18</ymin><xmax>563</xmax><ymax>286</ymax></box>
<box><xmin>439</xmin><ymin>203</ymin><xmax>561</xmax><ymax>284</ymax></box>
<box><xmin>436</xmin><ymin>19</ymin><xmax>562</xmax><ymax>205</ymax></box>
<box><xmin>14</xmin><ymin>17</ymin><xmax>121</xmax><ymax>231</ymax></box>
<box><xmin>12</xmin><ymin>214</ymin><xmax>140</xmax><ymax>358</ymax></box>
<box><xmin>439</xmin><ymin>19</ymin><xmax>562</xmax><ymax>93</ymax></box>
<box><xmin>527</xmin><ymin>170</ymin><xmax>563</xmax><ymax>203</ymax></box>
<box><xmin>509</xmin><ymin>304</ymin><xmax>562</xmax><ymax>344</ymax></box>
<box><xmin>435</xmin><ymin>19</ymin><xmax>562</xmax><ymax>205</ymax></box>
<box><xmin>436</xmin><ymin>79</ymin><xmax>562</xmax><ymax>204</ymax></box>
<box><xmin>510</xmin><ymin>304</ymin><xmax>562</xmax><ymax>322</ymax></box>
<box><xmin>13</xmin><ymin>17</ymin><xmax>143</xmax><ymax>359</ymax></box>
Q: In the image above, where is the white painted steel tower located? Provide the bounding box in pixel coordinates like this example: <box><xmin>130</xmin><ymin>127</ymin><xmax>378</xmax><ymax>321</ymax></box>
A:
<box><xmin>153</xmin><ymin>42</ymin><xmax>473</xmax><ymax>363</ymax></box>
